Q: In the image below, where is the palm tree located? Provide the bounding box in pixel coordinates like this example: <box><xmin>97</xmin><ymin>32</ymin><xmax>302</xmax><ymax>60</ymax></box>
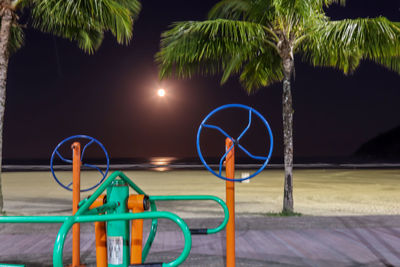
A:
<box><xmin>156</xmin><ymin>0</ymin><xmax>400</xmax><ymax>212</ymax></box>
<box><xmin>0</xmin><ymin>0</ymin><xmax>141</xmax><ymax>213</ymax></box>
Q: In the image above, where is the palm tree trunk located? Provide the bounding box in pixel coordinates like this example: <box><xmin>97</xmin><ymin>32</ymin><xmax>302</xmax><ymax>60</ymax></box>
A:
<box><xmin>0</xmin><ymin>1</ymin><xmax>13</xmax><ymax>213</ymax></box>
<box><xmin>282</xmin><ymin>57</ymin><xmax>294</xmax><ymax>212</ymax></box>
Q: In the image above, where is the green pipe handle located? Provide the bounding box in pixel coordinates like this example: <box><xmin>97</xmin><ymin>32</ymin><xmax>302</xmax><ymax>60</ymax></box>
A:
<box><xmin>129</xmin><ymin>263</ymin><xmax>163</xmax><ymax>267</ymax></box>
<box><xmin>149</xmin><ymin>195</ymin><xmax>229</xmax><ymax>234</ymax></box>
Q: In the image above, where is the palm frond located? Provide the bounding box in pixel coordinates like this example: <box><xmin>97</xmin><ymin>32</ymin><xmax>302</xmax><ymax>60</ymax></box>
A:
<box><xmin>221</xmin><ymin>53</ymin><xmax>244</xmax><ymax>84</ymax></box>
<box><xmin>273</xmin><ymin>0</ymin><xmax>312</xmax><ymax>17</ymax></box>
<box><xmin>301</xmin><ymin>41</ymin><xmax>362</xmax><ymax>74</ymax></box>
<box><xmin>157</xmin><ymin>18</ymin><xmax>283</xmax><ymax>91</ymax></box>
<box><xmin>373</xmin><ymin>56</ymin><xmax>400</xmax><ymax>74</ymax></box>
<box><xmin>30</xmin><ymin>0</ymin><xmax>140</xmax><ymax>46</ymax></box>
<box><xmin>239</xmin><ymin>52</ymin><xmax>283</xmax><ymax>92</ymax></box>
<box><xmin>75</xmin><ymin>29</ymin><xmax>104</xmax><ymax>54</ymax></box>
<box><xmin>209</xmin><ymin>0</ymin><xmax>278</xmax><ymax>27</ymax></box>
<box><xmin>265</xmin><ymin>0</ymin><xmax>330</xmax><ymax>42</ymax></box>
<box><xmin>8</xmin><ymin>24</ymin><xmax>24</xmax><ymax>55</ymax></box>
<box><xmin>40</xmin><ymin>22</ymin><xmax>104</xmax><ymax>54</ymax></box>
<box><xmin>314</xmin><ymin>0</ymin><xmax>346</xmax><ymax>8</ymax></box>
<box><xmin>301</xmin><ymin>17</ymin><xmax>400</xmax><ymax>74</ymax></box>
<box><xmin>208</xmin><ymin>0</ymin><xmax>250</xmax><ymax>20</ymax></box>
<box><xmin>157</xmin><ymin>19</ymin><xmax>278</xmax><ymax>79</ymax></box>
<box><xmin>115</xmin><ymin>0</ymin><xmax>141</xmax><ymax>18</ymax></box>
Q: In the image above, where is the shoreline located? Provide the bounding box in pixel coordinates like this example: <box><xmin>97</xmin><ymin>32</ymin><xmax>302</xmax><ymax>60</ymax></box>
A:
<box><xmin>2</xmin><ymin>162</ymin><xmax>400</xmax><ymax>172</ymax></box>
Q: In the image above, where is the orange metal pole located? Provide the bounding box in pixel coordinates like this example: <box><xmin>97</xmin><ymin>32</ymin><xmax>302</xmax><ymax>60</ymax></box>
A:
<box><xmin>90</xmin><ymin>195</ymin><xmax>107</xmax><ymax>267</ymax></box>
<box><xmin>71</xmin><ymin>142</ymin><xmax>84</xmax><ymax>267</ymax></box>
<box><xmin>94</xmin><ymin>222</ymin><xmax>107</xmax><ymax>267</ymax></box>
<box><xmin>225</xmin><ymin>138</ymin><xmax>235</xmax><ymax>267</ymax></box>
<box><xmin>128</xmin><ymin>195</ymin><xmax>145</xmax><ymax>264</ymax></box>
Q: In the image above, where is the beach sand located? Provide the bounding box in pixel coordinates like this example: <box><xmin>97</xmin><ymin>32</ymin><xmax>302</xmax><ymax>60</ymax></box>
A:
<box><xmin>2</xmin><ymin>169</ymin><xmax>400</xmax><ymax>217</ymax></box>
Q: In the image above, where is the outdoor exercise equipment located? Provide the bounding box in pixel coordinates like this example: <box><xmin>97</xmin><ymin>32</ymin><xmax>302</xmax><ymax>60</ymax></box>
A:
<box><xmin>0</xmin><ymin>135</ymin><xmax>229</xmax><ymax>267</ymax></box>
<box><xmin>197</xmin><ymin>103</ymin><xmax>274</xmax><ymax>267</ymax></box>
<box><xmin>50</xmin><ymin>135</ymin><xmax>110</xmax><ymax>267</ymax></box>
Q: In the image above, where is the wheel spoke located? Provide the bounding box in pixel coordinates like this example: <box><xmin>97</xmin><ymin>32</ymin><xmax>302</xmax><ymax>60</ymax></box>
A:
<box><xmin>66</xmin><ymin>182</ymin><xmax>72</xmax><ymax>188</ymax></box>
<box><xmin>238</xmin><ymin>144</ymin><xmax>269</xmax><ymax>161</ymax></box>
<box><xmin>202</xmin><ymin>123</ymin><xmax>232</xmax><ymax>139</ymax></box>
<box><xmin>219</xmin><ymin>143</ymin><xmax>234</xmax><ymax>176</ymax></box>
<box><xmin>237</xmin><ymin>109</ymin><xmax>252</xmax><ymax>142</ymax></box>
<box><xmin>55</xmin><ymin>151</ymin><xmax>72</xmax><ymax>164</ymax></box>
<box><xmin>81</xmin><ymin>139</ymin><xmax>95</xmax><ymax>162</ymax></box>
<box><xmin>83</xmin><ymin>163</ymin><xmax>105</xmax><ymax>176</ymax></box>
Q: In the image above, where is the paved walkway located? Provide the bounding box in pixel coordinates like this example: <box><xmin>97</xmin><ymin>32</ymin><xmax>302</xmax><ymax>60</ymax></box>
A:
<box><xmin>0</xmin><ymin>215</ymin><xmax>399</xmax><ymax>266</ymax></box>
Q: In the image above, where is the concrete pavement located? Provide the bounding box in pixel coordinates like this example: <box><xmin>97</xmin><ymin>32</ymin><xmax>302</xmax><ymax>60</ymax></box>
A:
<box><xmin>0</xmin><ymin>215</ymin><xmax>399</xmax><ymax>266</ymax></box>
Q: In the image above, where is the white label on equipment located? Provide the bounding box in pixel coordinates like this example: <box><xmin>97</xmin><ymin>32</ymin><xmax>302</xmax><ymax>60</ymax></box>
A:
<box><xmin>107</xmin><ymin>236</ymin><xmax>123</xmax><ymax>265</ymax></box>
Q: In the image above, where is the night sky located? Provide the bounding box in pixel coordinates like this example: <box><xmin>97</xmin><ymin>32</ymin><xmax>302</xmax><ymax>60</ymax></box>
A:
<box><xmin>3</xmin><ymin>0</ymin><xmax>400</xmax><ymax>162</ymax></box>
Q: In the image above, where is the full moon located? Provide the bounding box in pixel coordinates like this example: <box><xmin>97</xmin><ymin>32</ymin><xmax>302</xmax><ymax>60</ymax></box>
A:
<box><xmin>157</xmin><ymin>88</ymin><xmax>166</xmax><ymax>97</ymax></box>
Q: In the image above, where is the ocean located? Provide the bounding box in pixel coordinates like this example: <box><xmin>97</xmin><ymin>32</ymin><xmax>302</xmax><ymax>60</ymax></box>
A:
<box><xmin>3</xmin><ymin>156</ymin><xmax>400</xmax><ymax>172</ymax></box>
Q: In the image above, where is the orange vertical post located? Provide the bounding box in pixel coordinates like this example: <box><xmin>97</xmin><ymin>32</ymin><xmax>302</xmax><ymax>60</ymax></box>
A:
<box><xmin>128</xmin><ymin>195</ymin><xmax>145</xmax><ymax>264</ymax></box>
<box><xmin>94</xmin><ymin>222</ymin><xmax>107</xmax><ymax>267</ymax></box>
<box><xmin>90</xmin><ymin>195</ymin><xmax>107</xmax><ymax>267</ymax></box>
<box><xmin>225</xmin><ymin>138</ymin><xmax>235</xmax><ymax>267</ymax></box>
<box><xmin>71</xmin><ymin>142</ymin><xmax>84</xmax><ymax>267</ymax></box>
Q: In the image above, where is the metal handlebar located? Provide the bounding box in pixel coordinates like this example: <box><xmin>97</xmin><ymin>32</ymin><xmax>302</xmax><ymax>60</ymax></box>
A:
<box><xmin>53</xmin><ymin>211</ymin><xmax>192</xmax><ymax>267</ymax></box>
<box><xmin>149</xmin><ymin>195</ymin><xmax>229</xmax><ymax>234</ymax></box>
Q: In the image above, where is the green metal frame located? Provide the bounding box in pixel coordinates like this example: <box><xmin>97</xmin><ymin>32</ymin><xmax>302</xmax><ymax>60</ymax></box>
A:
<box><xmin>55</xmin><ymin>212</ymin><xmax>191</xmax><ymax>267</ymax></box>
<box><xmin>106</xmin><ymin>179</ymin><xmax>130</xmax><ymax>266</ymax></box>
<box><xmin>149</xmin><ymin>195</ymin><xmax>229</xmax><ymax>234</ymax></box>
<box><xmin>0</xmin><ymin>171</ymin><xmax>229</xmax><ymax>266</ymax></box>
<box><xmin>0</xmin><ymin>212</ymin><xmax>191</xmax><ymax>267</ymax></box>
<box><xmin>141</xmin><ymin>195</ymin><xmax>229</xmax><ymax>262</ymax></box>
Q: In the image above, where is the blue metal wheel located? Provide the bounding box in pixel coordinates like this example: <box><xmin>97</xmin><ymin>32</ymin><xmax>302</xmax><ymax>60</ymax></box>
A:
<box><xmin>197</xmin><ymin>104</ymin><xmax>273</xmax><ymax>182</ymax></box>
<box><xmin>50</xmin><ymin>135</ymin><xmax>110</xmax><ymax>192</ymax></box>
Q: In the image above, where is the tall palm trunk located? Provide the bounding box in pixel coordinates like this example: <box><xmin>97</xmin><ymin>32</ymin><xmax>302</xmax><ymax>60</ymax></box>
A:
<box><xmin>282</xmin><ymin>56</ymin><xmax>294</xmax><ymax>212</ymax></box>
<box><xmin>0</xmin><ymin>1</ymin><xmax>13</xmax><ymax>213</ymax></box>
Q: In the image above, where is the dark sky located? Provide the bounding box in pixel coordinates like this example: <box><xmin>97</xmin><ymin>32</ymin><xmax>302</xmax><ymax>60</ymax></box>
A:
<box><xmin>3</xmin><ymin>0</ymin><xmax>400</xmax><ymax>161</ymax></box>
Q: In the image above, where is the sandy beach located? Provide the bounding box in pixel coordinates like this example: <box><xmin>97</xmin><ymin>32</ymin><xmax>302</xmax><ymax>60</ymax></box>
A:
<box><xmin>2</xmin><ymin>169</ymin><xmax>400</xmax><ymax>217</ymax></box>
